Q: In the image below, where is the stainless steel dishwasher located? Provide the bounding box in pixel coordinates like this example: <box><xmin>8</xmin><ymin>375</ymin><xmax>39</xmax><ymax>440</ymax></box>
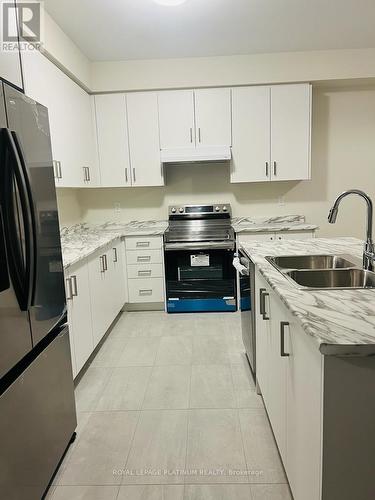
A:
<box><xmin>235</xmin><ymin>250</ymin><xmax>256</xmax><ymax>378</ymax></box>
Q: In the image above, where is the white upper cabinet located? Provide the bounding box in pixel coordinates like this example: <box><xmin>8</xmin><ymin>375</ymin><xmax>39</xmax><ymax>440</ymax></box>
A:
<box><xmin>158</xmin><ymin>88</ymin><xmax>231</xmax><ymax>153</ymax></box>
<box><xmin>22</xmin><ymin>49</ymin><xmax>99</xmax><ymax>187</ymax></box>
<box><xmin>94</xmin><ymin>94</ymin><xmax>131</xmax><ymax>187</ymax></box>
<box><xmin>271</xmin><ymin>84</ymin><xmax>312</xmax><ymax>181</ymax></box>
<box><xmin>127</xmin><ymin>92</ymin><xmax>164</xmax><ymax>187</ymax></box>
<box><xmin>194</xmin><ymin>88</ymin><xmax>232</xmax><ymax>147</ymax></box>
<box><xmin>0</xmin><ymin>1</ymin><xmax>23</xmax><ymax>89</ymax></box>
<box><xmin>231</xmin><ymin>83</ymin><xmax>311</xmax><ymax>183</ymax></box>
<box><xmin>231</xmin><ymin>86</ymin><xmax>271</xmax><ymax>183</ymax></box>
<box><xmin>158</xmin><ymin>90</ymin><xmax>195</xmax><ymax>149</ymax></box>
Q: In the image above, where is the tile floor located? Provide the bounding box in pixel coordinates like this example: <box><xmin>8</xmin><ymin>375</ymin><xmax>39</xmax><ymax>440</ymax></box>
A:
<box><xmin>46</xmin><ymin>311</ymin><xmax>292</xmax><ymax>500</ymax></box>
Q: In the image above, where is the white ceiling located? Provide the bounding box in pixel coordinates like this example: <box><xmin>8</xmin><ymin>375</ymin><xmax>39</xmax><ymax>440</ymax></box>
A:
<box><xmin>44</xmin><ymin>0</ymin><xmax>375</xmax><ymax>61</ymax></box>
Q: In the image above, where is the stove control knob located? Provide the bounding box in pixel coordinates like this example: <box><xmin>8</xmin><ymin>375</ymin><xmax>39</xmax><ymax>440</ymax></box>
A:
<box><xmin>222</xmin><ymin>206</ymin><xmax>227</xmax><ymax>212</ymax></box>
<box><xmin>171</xmin><ymin>207</ymin><xmax>177</xmax><ymax>213</ymax></box>
<box><xmin>179</xmin><ymin>207</ymin><xmax>184</xmax><ymax>213</ymax></box>
<box><xmin>215</xmin><ymin>206</ymin><xmax>221</xmax><ymax>212</ymax></box>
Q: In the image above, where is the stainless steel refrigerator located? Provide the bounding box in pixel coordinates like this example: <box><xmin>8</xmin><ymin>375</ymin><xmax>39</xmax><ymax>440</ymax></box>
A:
<box><xmin>0</xmin><ymin>81</ymin><xmax>77</xmax><ymax>499</ymax></box>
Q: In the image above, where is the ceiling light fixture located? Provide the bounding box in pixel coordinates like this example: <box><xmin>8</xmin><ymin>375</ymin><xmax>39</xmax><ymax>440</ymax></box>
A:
<box><xmin>154</xmin><ymin>0</ymin><xmax>187</xmax><ymax>6</ymax></box>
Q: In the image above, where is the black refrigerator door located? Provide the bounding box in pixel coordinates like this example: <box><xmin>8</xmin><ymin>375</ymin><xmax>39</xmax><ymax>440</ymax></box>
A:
<box><xmin>3</xmin><ymin>84</ymin><xmax>66</xmax><ymax>346</ymax></box>
<box><xmin>0</xmin><ymin>83</ymin><xmax>33</xmax><ymax>379</ymax></box>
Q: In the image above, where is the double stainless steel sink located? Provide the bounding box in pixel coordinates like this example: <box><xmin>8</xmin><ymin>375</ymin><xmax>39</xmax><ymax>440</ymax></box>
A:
<box><xmin>266</xmin><ymin>254</ymin><xmax>375</xmax><ymax>289</ymax></box>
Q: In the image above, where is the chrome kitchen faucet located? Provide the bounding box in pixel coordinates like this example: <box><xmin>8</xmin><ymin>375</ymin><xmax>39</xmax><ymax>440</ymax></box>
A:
<box><xmin>328</xmin><ymin>189</ymin><xmax>375</xmax><ymax>271</ymax></box>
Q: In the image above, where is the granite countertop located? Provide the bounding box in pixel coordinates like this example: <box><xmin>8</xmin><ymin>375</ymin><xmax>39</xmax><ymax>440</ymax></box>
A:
<box><xmin>60</xmin><ymin>221</ymin><xmax>168</xmax><ymax>268</ymax></box>
<box><xmin>232</xmin><ymin>215</ymin><xmax>318</xmax><ymax>233</ymax></box>
<box><xmin>60</xmin><ymin>215</ymin><xmax>317</xmax><ymax>269</ymax></box>
<box><xmin>240</xmin><ymin>237</ymin><xmax>375</xmax><ymax>356</ymax></box>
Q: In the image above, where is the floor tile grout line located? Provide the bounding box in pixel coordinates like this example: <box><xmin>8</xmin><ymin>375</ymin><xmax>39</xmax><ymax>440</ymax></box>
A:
<box><xmin>120</xmin><ymin>353</ymin><xmax>158</xmax><ymax>487</ymax></box>
<box><xmin>183</xmin><ymin>362</ymin><xmax>193</xmax><ymax>493</ymax></box>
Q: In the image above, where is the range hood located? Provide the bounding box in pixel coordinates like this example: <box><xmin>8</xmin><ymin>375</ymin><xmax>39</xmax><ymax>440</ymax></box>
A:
<box><xmin>161</xmin><ymin>146</ymin><xmax>232</xmax><ymax>164</ymax></box>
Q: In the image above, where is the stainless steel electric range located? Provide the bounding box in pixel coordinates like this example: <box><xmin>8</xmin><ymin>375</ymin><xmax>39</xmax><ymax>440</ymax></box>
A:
<box><xmin>164</xmin><ymin>203</ymin><xmax>237</xmax><ymax>313</ymax></box>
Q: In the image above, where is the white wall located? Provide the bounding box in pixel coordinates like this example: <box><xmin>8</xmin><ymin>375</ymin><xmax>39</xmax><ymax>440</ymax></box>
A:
<box><xmin>77</xmin><ymin>85</ymin><xmax>375</xmax><ymax>239</ymax></box>
<box><xmin>91</xmin><ymin>48</ymin><xmax>375</xmax><ymax>92</ymax></box>
<box><xmin>56</xmin><ymin>189</ymin><xmax>83</xmax><ymax>227</ymax></box>
<box><xmin>42</xmin><ymin>11</ymin><xmax>91</xmax><ymax>89</ymax></box>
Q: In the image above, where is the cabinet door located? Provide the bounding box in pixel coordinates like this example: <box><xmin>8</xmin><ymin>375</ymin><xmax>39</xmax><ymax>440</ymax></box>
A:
<box><xmin>108</xmin><ymin>240</ymin><xmax>126</xmax><ymax>314</ymax></box>
<box><xmin>194</xmin><ymin>88</ymin><xmax>232</xmax><ymax>147</ymax></box>
<box><xmin>127</xmin><ymin>92</ymin><xmax>164</xmax><ymax>187</ymax></box>
<box><xmin>268</xmin><ymin>292</ymin><xmax>288</xmax><ymax>463</ymax></box>
<box><xmin>74</xmin><ymin>92</ymin><xmax>101</xmax><ymax>187</ymax></box>
<box><xmin>255</xmin><ymin>272</ymin><xmax>272</xmax><ymax>403</ymax></box>
<box><xmin>65</xmin><ymin>278</ymin><xmax>77</xmax><ymax>378</ymax></box>
<box><xmin>87</xmin><ymin>252</ymin><xmax>108</xmax><ymax>347</ymax></box>
<box><xmin>158</xmin><ymin>90</ymin><xmax>195</xmax><ymax>149</ymax></box>
<box><xmin>271</xmin><ymin>84</ymin><xmax>312</xmax><ymax>181</ymax></box>
<box><xmin>67</xmin><ymin>264</ymin><xmax>94</xmax><ymax>374</ymax></box>
<box><xmin>0</xmin><ymin>1</ymin><xmax>23</xmax><ymax>89</ymax></box>
<box><xmin>94</xmin><ymin>94</ymin><xmax>131</xmax><ymax>186</ymax></box>
<box><xmin>231</xmin><ymin>86</ymin><xmax>270</xmax><ymax>183</ymax></box>
<box><xmin>22</xmin><ymin>49</ymin><xmax>88</xmax><ymax>187</ymax></box>
<box><xmin>286</xmin><ymin>315</ymin><xmax>322</xmax><ymax>500</ymax></box>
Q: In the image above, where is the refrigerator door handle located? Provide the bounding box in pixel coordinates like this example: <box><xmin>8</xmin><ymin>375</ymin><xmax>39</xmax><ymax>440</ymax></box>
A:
<box><xmin>11</xmin><ymin>131</ymin><xmax>37</xmax><ymax>308</ymax></box>
<box><xmin>0</xmin><ymin>128</ymin><xmax>37</xmax><ymax>311</ymax></box>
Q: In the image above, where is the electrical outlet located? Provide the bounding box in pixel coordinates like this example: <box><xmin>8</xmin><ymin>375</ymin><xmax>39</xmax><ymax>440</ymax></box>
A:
<box><xmin>114</xmin><ymin>202</ymin><xmax>121</xmax><ymax>215</ymax></box>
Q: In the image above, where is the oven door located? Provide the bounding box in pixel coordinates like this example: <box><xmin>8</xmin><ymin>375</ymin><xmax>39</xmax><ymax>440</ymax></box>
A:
<box><xmin>164</xmin><ymin>246</ymin><xmax>236</xmax><ymax>313</ymax></box>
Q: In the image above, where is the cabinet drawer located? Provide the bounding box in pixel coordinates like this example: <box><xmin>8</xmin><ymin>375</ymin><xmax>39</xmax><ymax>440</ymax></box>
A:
<box><xmin>127</xmin><ymin>263</ymin><xmax>164</xmax><ymax>279</ymax></box>
<box><xmin>126</xmin><ymin>249</ymin><xmax>163</xmax><ymax>265</ymax></box>
<box><xmin>128</xmin><ymin>278</ymin><xmax>165</xmax><ymax>303</ymax></box>
<box><xmin>125</xmin><ymin>236</ymin><xmax>162</xmax><ymax>250</ymax></box>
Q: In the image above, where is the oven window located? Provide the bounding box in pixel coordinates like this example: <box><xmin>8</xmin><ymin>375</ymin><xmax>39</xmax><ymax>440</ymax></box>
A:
<box><xmin>179</xmin><ymin>265</ymin><xmax>223</xmax><ymax>280</ymax></box>
<box><xmin>165</xmin><ymin>249</ymin><xmax>236</xmax><ymax>299</ymax></box>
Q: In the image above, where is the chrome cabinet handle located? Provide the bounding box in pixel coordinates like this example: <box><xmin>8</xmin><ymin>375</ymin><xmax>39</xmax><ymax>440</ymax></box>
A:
<box><xmin>66</xmin><ymin>278</ymin><xmax>73</xmax><ymax>300</ymax></box>
<box><xmin>57</xmin><ymin>161</ymin><xmax>62</xmax><ymax>179</ymax></box>
<box><xmin>53</xmin><ymin>160</ymin><xmax>58</xmax><ymax>179</ymax></box>
<box><xmin>280</xmin><ymin>321</ymin><xmax>290</xmax><ymax>357</ymax></box>
<box><xmin>273</xmin><ymin>161</ymin><xmax>277</xmax><ymax>176</ymax></box>
<box><xmin>83</xmin><ymin>167</ymin><xmax>87</xmax><ymax>181</ymax></box>
<box><xmin>103</xmin><ymin>254</ymin><xmax>108</xmax><ymax>271</ymax></box>
<box><xmin>100</xmin><ymin>256</ymin><xmax>105</xmax><ymax>273</ymax></box>
<box><xmin>71</xmin><ymin>275</ymin><xmax>78</xmax><ymax>296</ymax></box>
<box><xmin>259</xmin><ymin>288</ymin><xmax>270</xmax><ymax>320</ymax></box>
<box><xmin>113</xmin><ymin>247</ymin><xmax>118</xmax><ymax>262</ymax></box>
<box><xmin>137</xmin><ymin>255</ymin><xmax>151</xmax><ymax>262</ymax></box>
<box><xmin>198</xmin><ymin>127</ymin><xmax>201</xmax><ymax>143</ymax></box>
<box><xmin>133</xmin><ymin>168</ymin><xmax>136</xmax><ymax>183</ymax></box>
<box><xmin>125</xmin><ymin>168</ymin><xmax>128</xmax><ymax>183</ymax></box>
<box><xmin>265</xmin><ymin>162</ymin><xmax>269</xmax><ymax>177</ymax></box>
<box><xmin>190</xmin><ymin>127</ymin><xmax>193</xmax><ymax>143</ymax></box>
<box><xmin>138</xmin><ymin>270</ymin><xmax>152</xmax><ymax>277</ymax></box>
<box><xmin>87</xmin><ymin>167</ymin><xmax>91</xmax><ymax>181</ymax></box>
<box><xmin>139</xmin><ymin>289</ymin><xmax>152</xmax><ymax>296</ymax></box>
<box><xmin>136</xmin><ymin>241</ymin><xmax>150</xmax><ymax>248</ymax></box>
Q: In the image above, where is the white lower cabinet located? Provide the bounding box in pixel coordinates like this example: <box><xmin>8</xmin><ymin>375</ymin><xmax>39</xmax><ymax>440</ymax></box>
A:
<box><xmin>65</xmin><ymin>262</ymin><xmax>94</xmax><ymax>377</ymax></box>
<box><xmin>255</xmin><ymin>270</ymin><xmax>322</xmax><ymax>500</ymax></box>
<box><xmin>88</xmin><ymin>241</ymin><xmax>126</xmax><ymax>347</ymax></box>
<box><xmin>109</xmin><ymin>239</ymin><xmax>127</xmax><ymax>314</ymax></box>
<box><xmin>128</xmin><ymin>278</ymin><xmax>164</xmax><ymax>303</ymax></box>
<box><xmin>125</xmin><ymin>236</ymin><xmax>165</xmax><ymax>305</ymax></box>
<box><xmin>65</xmin><ymin>236</ymin><xmax>164</xmax><ymax>377</ymax></box>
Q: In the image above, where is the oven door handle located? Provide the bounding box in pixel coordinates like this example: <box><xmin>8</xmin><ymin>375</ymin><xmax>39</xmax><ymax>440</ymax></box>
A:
<box><xmin>164</xmin><ymin>241</ymin><xmax>235</xmax><ymax>251</ymax></box>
